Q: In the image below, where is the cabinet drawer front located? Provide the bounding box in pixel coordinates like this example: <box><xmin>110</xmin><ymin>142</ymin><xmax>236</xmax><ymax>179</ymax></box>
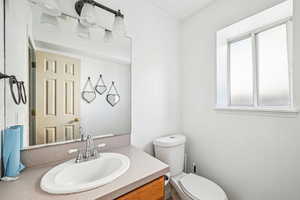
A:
<box><xmin>117</xmin><ymin>176</ymin><xmax>165</xmax><ymax>200</ymax></box>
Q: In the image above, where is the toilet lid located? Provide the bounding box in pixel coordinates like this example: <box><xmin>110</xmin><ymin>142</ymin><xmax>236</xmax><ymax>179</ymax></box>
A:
<box><xmin>179</xmin><ymin>174</ymin><xmax>227</xmax><ymax>200</ymax></box>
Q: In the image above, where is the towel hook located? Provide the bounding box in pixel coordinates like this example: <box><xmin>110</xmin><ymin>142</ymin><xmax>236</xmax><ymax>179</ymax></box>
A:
<box><xmin>0</xmin><ymin>72</ymin><xmax>27</xmax><ymax>105</ymax></box>
<box><xmin>9</xmin><ymin>76</ymin><xmax>21</xmax><ymax>105</ymax></box>
<box><xmin>19</xmin><ymin>81</ymin><xmax>27</xmax><ymax>104</ymax></box>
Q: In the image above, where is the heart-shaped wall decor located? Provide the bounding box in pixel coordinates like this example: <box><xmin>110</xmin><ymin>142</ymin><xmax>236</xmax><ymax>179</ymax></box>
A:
<box><xmin>106</xmin><ymin>81</ymin><xmax>120</xmax><ymax>107</ymax></box>
<box><xmin>81</xmin><ymin>77</ymin><xmax>96</xmax><ymax>103</ymax></box>
<box><xmin>95</xmin><ymin>74</ymin><xmax>107</xmax><ymax>95</ymax></box>
<box><xmin>95</xmin><ymin>85</ymin><xmax>107</xmax><ymax>95</ymax></box>
<box><xmin>81</xmin><ymin>91</ymin><xmax>96</xmax><ymax>103</ymax></box>
<box><xmin>106</xmin><ymin>94</ymin><xmax>120</xmax><ymax>107</ymax></box>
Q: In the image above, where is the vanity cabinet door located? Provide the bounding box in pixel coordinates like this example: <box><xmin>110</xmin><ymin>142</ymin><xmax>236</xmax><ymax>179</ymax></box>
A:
<box><xmin>116</xmin><ymin>176</ymin><xmax>164</xmax><ymax>200</ymax></box>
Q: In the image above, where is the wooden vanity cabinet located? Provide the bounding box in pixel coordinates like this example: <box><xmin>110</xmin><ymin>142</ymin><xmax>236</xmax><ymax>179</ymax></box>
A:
<box><xmin>116</xmin><ymin>176</ymin><xmax>165</xmax><ymax>200</ymax></box>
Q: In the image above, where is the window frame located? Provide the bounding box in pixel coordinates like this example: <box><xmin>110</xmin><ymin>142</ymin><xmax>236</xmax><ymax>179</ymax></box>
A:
<box><xmin>226</xmin><ymin>17</ymin><xmax>294</xmax><ymax>110</ymax></box>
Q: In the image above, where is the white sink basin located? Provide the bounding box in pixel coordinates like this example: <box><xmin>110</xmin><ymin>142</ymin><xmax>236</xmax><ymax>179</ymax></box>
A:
<box><xmin>40</xmin><ymin>153</ymin><xmax>130</xmax><ymax>194</ymax></box>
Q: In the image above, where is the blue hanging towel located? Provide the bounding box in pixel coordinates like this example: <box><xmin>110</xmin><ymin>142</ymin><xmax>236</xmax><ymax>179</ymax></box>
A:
<box><xmin>3</xmin><ymin>125</ymin><xmax>26</xmax><ymax>177</ymax></box>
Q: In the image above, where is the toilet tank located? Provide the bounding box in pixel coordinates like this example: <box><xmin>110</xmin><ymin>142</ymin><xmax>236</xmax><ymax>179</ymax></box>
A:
<box><xmin>153</xmin><ymin>135</ymin><xmax>186</xmax><ymax>176</ymax></box>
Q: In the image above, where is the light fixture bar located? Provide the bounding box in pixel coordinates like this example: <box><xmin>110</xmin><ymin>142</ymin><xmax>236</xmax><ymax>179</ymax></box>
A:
<box><xmin>75</xmin><ymin>0</ymin><xmax>124</xmax><ymax>18</ymax></box>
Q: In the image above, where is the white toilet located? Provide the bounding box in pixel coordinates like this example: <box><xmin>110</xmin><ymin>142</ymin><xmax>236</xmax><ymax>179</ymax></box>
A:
<box><xmin>153</xmin><ymin>135</ymin><xmax>228</xmax><ymax>200</ymax></box>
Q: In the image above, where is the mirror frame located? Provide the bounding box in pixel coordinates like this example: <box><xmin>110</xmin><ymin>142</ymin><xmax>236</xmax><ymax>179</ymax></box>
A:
<box><xmin>0</xmin><ymin>0</ymin><xmax>5</xmax><ymax>178</ymax></box>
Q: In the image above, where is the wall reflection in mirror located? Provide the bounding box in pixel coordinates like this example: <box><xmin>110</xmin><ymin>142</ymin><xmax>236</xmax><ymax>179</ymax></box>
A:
<box><xmin>5</xmin><ymin>0</ymin><xmax>131</xmax><ymax>148</ymax></box>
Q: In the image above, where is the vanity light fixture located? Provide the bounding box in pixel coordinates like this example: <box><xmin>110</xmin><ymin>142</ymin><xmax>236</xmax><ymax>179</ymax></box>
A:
<box><xmin>40</xmin><ymin>12</ymin><xmax>59</xmax><ymax>30</ymax></box>
<box><xmin>76</xmin><ymin>21</ymin><xmax>90</xmax><ymax>39</ymax></box>
<box><xmin>30</xmin><ymin>0</ymin><xmax>126</xmax><ymax>41</ymax></box>
<box><xmin>75</xmin><ymin>0</ymin><xmax>126</xmax><ymax>37</ymax></box>
<box><xmin>38</xmin><ymin>0</ymin><xmax>61</xmax><ymax>17</ymax></box>
<box><xmin>103</xmin><ymin>29</ymin><xmax>113</xmax><ymax>43</ymax></box>
<box><xmin>79</xmin><ymin>3</ymin><xmax>97</xmax><ymax>27</ymax></box>
<box><xmin>113</xmin><ymin>10</ymin><xmax>126</xmax><ymax>37</ymax></box>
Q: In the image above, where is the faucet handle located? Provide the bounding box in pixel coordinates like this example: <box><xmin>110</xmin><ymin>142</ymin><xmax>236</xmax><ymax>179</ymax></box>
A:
<box><xmin>79</xmin><ymin>126</ymin><xmax>87</xmax><ymax>141</ymax></box>
<box><xmin>86</xmin><ymin>135</ymin><xmax>95</xmax><ymax>149</ymax></box>
<box><xmin>96</xmin><ymin>143</ymin><xmax>106</xmax><ymax>152</ymax></box>
<box><xmin>97</xmin><ymin>143</ymin><xmax>106</xmax><ymax>149</ymax></box>
<box><xmin>92</xmin><ymin>143</ymin><xmax>106</xmax><ymax>158</ymax></box>
<box><xmin>80</xmin><ymin>132</ymin><xmax>86</xmax><ymax>141</ymax></box>
<box><xmin>68</xmin><ymin>148</ymin><xmax>83</xmax><ymax>163</ymax></box>
<box><xmin>68</xmin><ymin>148</ymin><xmax>79</xmax><ymax>154</ymax></box>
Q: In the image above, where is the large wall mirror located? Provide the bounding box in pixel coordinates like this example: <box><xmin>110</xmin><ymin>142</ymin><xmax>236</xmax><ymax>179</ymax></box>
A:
<box><xmin>4</xmin><ymin>0</ymin><xmax>131</xmax><ymax>148</ymax></box>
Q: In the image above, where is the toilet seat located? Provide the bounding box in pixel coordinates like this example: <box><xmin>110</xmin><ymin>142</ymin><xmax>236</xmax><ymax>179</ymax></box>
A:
<box><xmin>178</xmin><ymin>173</ymin><xmax>227</xmax><ymax>200</ymax></box>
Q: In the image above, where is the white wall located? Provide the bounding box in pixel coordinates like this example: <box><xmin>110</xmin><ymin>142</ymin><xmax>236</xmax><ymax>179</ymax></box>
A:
<box><xmin>99</xmin><ymin>0</ymin><xmax>181</xmax><ymax>153</ymax></box>
<box><xmin>80</xmin><ymin>57</ymin><xmax>131</xmax><ymax>136</ymax></box>
<box><xmin>129</xmin><ymin>2</ymin><xmax>181</xmax><ymax>153</ymax></box>
<box><xmin>182</xmin><ymin>0</ymin><xmax>300</xmax><ymax>200</ymax></box>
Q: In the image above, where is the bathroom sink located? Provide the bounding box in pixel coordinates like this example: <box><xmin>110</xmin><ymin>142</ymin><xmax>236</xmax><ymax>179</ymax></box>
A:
<box><xmin>40</xmin><ymin>153</ymin><xmax>130</xmax><ymax>194</ymax></box>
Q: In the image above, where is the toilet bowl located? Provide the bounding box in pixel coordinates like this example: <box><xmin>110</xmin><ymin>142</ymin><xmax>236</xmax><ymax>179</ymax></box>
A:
<box><xmin>153</xmin><ymin>135</ymin><xmax>228</xmax><ymax>200</ymax></box>
<box><xmin>171</xmin><ymin>172</ymin><xmax>228</xmax><ymax>200</ymax></box>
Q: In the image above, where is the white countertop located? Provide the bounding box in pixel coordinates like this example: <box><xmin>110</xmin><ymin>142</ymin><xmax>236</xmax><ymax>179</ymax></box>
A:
<box><xmin>0</xmin><ymin>146</ymin><xmax>169</xmax><ymax>200</ymax></box>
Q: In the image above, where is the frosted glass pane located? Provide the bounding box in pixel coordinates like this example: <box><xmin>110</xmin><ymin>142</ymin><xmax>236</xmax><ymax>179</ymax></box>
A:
<box><xmin>230</xmin><ymin>38</ymin><xmax>253</xmax><ymax>105</ymax></box>
<box><xmin>257</xmin><ymin>24</ymin><xmax>290</xmax><ymax>106</ymax></box>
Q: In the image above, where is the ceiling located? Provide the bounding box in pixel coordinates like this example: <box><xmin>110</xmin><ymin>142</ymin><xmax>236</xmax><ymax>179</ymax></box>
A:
<box><xmin>147</xmin><ymin>0</ymin><xmax>216</xmax><ymax>19</ymax></box>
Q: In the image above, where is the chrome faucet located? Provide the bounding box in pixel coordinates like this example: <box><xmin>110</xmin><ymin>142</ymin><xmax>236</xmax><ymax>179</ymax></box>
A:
<box><xmin>68</xmin><ymin>129</ymin><xmax>106</xmax><ymax>163</ymax></box>
<box><xmin>83</xmin><ymin>135</ymin><xmax>97</xmax><ymax>160</ymax></box>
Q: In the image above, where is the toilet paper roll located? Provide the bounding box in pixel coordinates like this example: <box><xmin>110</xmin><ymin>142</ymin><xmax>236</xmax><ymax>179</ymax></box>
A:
<box><xmin>164</xmin><ymin>172</ymin><xmax>171</xmax><ymax>185</ymax></box>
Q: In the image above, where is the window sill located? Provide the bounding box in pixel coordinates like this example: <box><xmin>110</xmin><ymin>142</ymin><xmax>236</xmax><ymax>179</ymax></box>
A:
<box><xmin>214</xmin><ymin>106</ymin><xmax>299</xmax><ymax>116</ymax></box>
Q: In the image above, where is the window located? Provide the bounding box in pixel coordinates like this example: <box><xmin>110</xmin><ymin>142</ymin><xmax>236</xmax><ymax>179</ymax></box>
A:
<box><xmin>216</xmin><ymin>1</ymin><xmax>296</xmax><ymax>113</ymax></box>
<box><xmin>228</xmin><ymin>22</ymin><xmax>292</xmax><ymax>108</ymax></box>
<box><xmin>257</xmin><ymin>24</ymin><xmax>290</xmax><ymax>106</ymax></box>
<box><xmin>229</xmin><ymin>37</ymin><xmax>253</xmax><ymax>106</ymax></box>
